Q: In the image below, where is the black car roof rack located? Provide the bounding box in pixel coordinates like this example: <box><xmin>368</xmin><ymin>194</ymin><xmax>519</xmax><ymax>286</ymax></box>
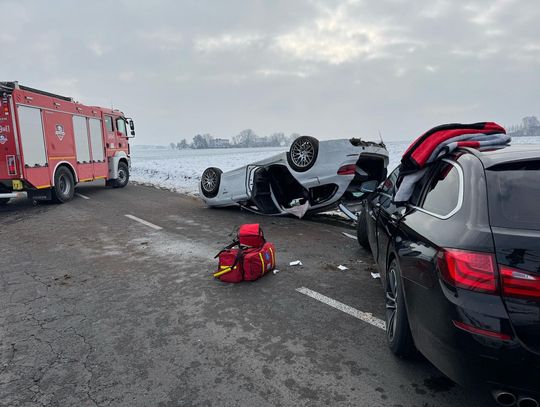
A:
<box><xmin>0</xmin><ymin>81</ymin><xmax>73</xmax><ymax>102</ymax></box>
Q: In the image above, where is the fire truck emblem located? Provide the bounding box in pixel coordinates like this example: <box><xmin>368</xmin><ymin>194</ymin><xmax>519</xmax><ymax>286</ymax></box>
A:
<box><xmin>0</xmin><ymin>134</ymin><xmax>7</xmax><ymax>145</ymax></box>
<box><xmin>55</xmin><ymin>124</ymin><xmax>65</xmax><ymax>141</ymax></box>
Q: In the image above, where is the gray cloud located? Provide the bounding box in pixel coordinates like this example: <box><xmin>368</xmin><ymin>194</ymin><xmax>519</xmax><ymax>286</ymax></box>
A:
<box><xmin>2</xmin><ymin>0</ymin><xmax>539</xmax><ymax>143</ymax></box>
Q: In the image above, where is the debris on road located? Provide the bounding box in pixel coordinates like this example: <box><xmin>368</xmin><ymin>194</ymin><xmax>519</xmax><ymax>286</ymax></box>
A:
<box><xmin>337</xmin><ymin>265</ymin><xmax>348</xmax><ymax>271</ymax></box>
<box><xmin>273</xmin><ymin>269</ymin><xmax>280</xmax><ymax>275</ymax></box>
<box><xmin>371</xmin><ymin>272</ymin><xmax>381</xmax><ymax>279</ymax></box>
<box><xmin>341</xmin><ymin>232</ymin><xmax>357</xmax><ymax>240</ymax></box>
<box><xmin>290</xmin><ymin>260</ymin><xmax>303</xmax><ymax>266</ymax></box>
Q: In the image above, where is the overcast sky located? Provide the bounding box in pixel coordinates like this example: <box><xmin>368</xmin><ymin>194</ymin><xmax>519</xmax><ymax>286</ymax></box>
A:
<box><xmin>2</xmin><ymin>0</ymin><xmax>539</xmax><ymax>144</ymax></box>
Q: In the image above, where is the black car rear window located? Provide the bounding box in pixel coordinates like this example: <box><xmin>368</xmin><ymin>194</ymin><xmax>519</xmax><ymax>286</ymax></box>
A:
<box><xmin>486</xmin><ymin>160</ymin><xmax>540</xmax><ymax>230</ymax></box>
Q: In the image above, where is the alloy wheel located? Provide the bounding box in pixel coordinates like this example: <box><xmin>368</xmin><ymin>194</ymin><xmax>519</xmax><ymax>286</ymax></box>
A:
<box><xmin>202</xmin><ymin>169</ymin><xmax>218</xmax><ymax>192</ymax></box>
<box><xmin>385</xmin><ymin>266</ymin><xmax>398</xmax><ymax>342</ymax></box>
<box><xmin>290</xmin><ymin>139</ymin><xmax>315</xmax><ymax>168</ymax></box>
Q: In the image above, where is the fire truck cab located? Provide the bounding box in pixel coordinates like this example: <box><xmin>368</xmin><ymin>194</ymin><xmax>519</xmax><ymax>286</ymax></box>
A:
<box><xmin>0</xmin><ymin>81</ymin><xmax>135</xmax><ymax>204</ymax></box>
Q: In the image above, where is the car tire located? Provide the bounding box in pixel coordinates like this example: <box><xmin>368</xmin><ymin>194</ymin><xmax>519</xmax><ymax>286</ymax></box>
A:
<box><xmin>385</xmin><ymin>258</ymin><xmax>415</xmax><ymax>357</ymax></box>
<box><xmin>201</xmin><ymin>167</ymin><xmax>222</xmax><ymax>198</ymax></box>
<box><xmin>113</xmin><ymin>161</ymin><xmax>130</xmax><ymax>188</ymax></box>
<box><xmin>287</xmin><ymin>136</ymin><xmax>319</xmax><ymax>172</ymax></box>
<box><xmin>53</xmin><ymin>166</ymin><xmax>75</xmax><ymax>203</ymax></box>
<box><xmin>356</xmin><ymin>205</ymin><xmax>370</xmax><ymax>251</ymax></box>
<box><xmin>0</xmin><ymin>198</ymin><xmax>9</xmax><ymax>205</ymax></box>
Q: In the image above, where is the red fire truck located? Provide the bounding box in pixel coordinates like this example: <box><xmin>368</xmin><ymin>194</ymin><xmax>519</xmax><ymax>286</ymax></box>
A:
<box><xmin>0</xmin><ymin>81</ymin><xmax>135</xmax><ymax>204</ymax></box>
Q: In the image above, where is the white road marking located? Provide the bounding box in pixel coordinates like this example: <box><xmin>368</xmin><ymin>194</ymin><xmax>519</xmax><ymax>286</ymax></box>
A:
<box><xmin>296</xmin><ymin>287</ymin><xmax>386</xmax><ymax>330</ymax></box>
<box><xmin>342</xmin><ymin>232</ymin><xmax>357</xmax><ymax>240</ymax></box>
<box><xmin>75</xmin><ymin>193</ymin><xmax>90</xmax><ymax>200</ymax></box>
<box><xmin>124</xmin><ymin>214</ymin><xmax>163</xmax><ymax>230</ymax></box>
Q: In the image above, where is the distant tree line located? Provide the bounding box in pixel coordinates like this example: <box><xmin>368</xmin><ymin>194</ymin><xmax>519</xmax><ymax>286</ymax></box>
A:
<box><xmin>507</xmin><ymin>116</ymin><xmax>540</xmax><ymax>137</ymax></box>
<box><xmin>169</xmin><ymin>130</ymin><xmax>301</xmax><ymax>150</ymax></box>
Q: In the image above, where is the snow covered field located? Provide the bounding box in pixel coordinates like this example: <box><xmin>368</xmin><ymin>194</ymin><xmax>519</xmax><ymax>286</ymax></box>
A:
<box><xmin>130</xmin><ymin>137</ymin><xmax>540</xmax><ymax>196</ymax></box>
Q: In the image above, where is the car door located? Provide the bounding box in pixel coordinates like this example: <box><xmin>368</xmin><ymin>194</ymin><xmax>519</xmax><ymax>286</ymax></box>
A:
<box><xmin>369</xmin><ymin>167</ymin><xmax>400</xmax><ymax>267</ymax></box>
<box><xmin>395</xmin><ymin>159</ymin><xmax>464</xmax><ymax>343</ymax></box>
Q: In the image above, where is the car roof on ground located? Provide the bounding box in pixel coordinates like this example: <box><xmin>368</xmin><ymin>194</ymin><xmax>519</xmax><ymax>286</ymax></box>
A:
<box><xmin>460</xmin><ymin>144</ymin><xmax>540</xmax><ymax>168</ymax></box>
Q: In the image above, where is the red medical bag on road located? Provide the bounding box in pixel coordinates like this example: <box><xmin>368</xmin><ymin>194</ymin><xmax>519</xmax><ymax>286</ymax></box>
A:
<box><xmin>215</xmin><ymin>249</ymin><xmax>244</xmax><ymax>283</ymax></box>
<box><xmin>213</xmin><ymin>224</ymin><xmax>275</xmax><ymax>283</ymax></box>
<box><xmin>242</xmin><ymin>242</ymin><xmax>276</xmax><ymax>281</ymax></box>
<box><xmin>238</xmin><ymin>224</ymin><xmax>265</xmax><ymax>248</ymax></box>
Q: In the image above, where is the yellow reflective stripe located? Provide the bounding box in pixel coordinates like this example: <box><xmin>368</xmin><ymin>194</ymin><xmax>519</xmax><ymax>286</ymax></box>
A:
<box><xmin>36</xmin><ymin>184</ymin><xmax>51</xmax><ymax>189</ymax></box>
<box><xmin>269</xmin><ymin>247</ymin><xmax>275</xmax><ymax>268</ymax></box>
<box><xmin>48</xmin><ymin>156</ymin><xmax>76</xmax><ymax>160</ymax></box>
<box><xmin>259</xmin><ymin>252</ymin><xmax>265</xmax><ymax>275</ymax></box>
<box><xmin>79</xmin><ymin>178</ymin><xmax>93</xmax><ymax>182</ymax></box>
<box><xmin>94</xmin><ymin>176</ymin><xmax>107</xmax><ymax>180</ymax></box>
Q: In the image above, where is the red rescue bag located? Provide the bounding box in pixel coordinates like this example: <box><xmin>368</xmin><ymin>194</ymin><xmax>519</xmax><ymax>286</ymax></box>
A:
<box><xmin>215</xmin><ymin>249</ymin><xmax>244</xmax><ymax>283</ymax></box>
<box><xmin>243</xmin><ymin>242</ymin><xmax>276</xmax><ymax>281</ymax></box>
<box><xmin>238</xmin><ymin>224</ymin><xmax>265</xmax><ymax>248</ymax></box>
<box><xmin>213</xmin><ymin>224</ymin><xmax>275</xmax><ymax>282</ymax></box>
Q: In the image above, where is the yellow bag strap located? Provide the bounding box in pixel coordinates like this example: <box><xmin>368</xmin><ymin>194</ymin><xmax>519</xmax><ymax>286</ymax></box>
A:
<box><xmin>259</xmin><ymin>252</ymin><xmax>265</xmax><ymax>275</ymax></box>
<box><xmin>269</xmin><ymin>246</ymin><xmax>275</xmax><ymax>268</ymax></box>
<box><xmin>213</xmin><ymin>266</ymin><xmax>233</xmax><ymax>278</ymax></box>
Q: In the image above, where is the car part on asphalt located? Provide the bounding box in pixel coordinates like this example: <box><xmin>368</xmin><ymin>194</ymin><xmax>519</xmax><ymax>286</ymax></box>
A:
<box><xmin>199</xmin><ymin>137</ymin><xmax>388</xmax><ymax>218</ymax></box>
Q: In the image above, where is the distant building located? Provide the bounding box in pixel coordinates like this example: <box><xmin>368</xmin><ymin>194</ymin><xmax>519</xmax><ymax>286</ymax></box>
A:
<box><xmin>211</xmin><ymin>138</ymin><xmax>230</xmax><ymax>148</ymax></box>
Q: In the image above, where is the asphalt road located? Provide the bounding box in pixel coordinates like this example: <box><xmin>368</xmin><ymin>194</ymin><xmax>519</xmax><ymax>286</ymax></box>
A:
<box><xmin>0</xmin><ymin>182</ymin><xmax>496</xmax><ymax>407</ymax></box>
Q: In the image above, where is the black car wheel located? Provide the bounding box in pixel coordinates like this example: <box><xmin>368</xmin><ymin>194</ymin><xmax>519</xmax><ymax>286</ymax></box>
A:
<box><xmin>356</xmin><ymin>205</ymin><xmax>370</xmax><ymax>251</ymax></box>
<box><xmin>386</xmin><ymin>258</ymin><xmax>415</xmax><ymax>357</ymax></box>
<box><xmin>287</xmin><ymin>136</ymin><xmax>319</xmax><ymax>172</ymax></box>
<box><xmin>201</xmin><ymin>167</ymin><xmax>222</xmax><ymax>198</ymax></box>
<box><xmin>53</xmin><ymin>166</ymin><xmax>75</xmax><ymax>203</ymax></box>
<box><xmin>113</xmin><ymin>161</ymin><xmax>130</xmax><ymax>188</ymax></box>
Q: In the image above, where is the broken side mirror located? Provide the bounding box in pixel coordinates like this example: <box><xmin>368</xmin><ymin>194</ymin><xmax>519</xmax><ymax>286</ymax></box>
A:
<box><xmin>360</xmin><ymin>180</ymin><xmax>379</xmax><ymax>193</ymax></box>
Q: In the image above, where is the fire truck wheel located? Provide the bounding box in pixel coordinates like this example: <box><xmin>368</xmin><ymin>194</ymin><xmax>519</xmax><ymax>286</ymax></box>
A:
<box><xmin>53</xmin><ymin>166</ymin><xmax>75</xmax><ymax>203</ymax></box>
<box><xmin>113</xmin><ymin>162</ymin><xmax>130</xmax><ymax>188</ymax></box>
<box><xmin>0</xmin><ymin>198</ymin><xmax>9</xmax><ymax>205</ymax></box>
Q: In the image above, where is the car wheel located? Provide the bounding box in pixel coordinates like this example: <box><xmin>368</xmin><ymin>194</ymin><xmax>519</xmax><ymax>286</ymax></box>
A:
<box><xmin>0</xmin><ymin>198</ymin><xmax>9</xmax><ymax>205</ymax></box>
<box><xmin>53</xmin><ymin>166</ymin><xmax>75</xmax><ymax>203</ymax></box>
<box><xmin>385</xmin><ymin>258</ymin><xmax>415</xmax><ymax>357</ymax></box>
<box><xmin>113</xmin><ymin>161</ymin><xmax>130</xmax><ymax>188</ymax></box>
<box><xmin>356</xmin><ymin>205</ymin><xmax>370</xmax><ymax>251</ymax></box>
<box><xmin>287</xmin><ymin>136</ymin><xmax>319</xmax><ymax>172</ymax></box>
<box><xmin>201</xmin><ymin>167</ymin><xmax>222</xmax><ymax>198</ymax></box>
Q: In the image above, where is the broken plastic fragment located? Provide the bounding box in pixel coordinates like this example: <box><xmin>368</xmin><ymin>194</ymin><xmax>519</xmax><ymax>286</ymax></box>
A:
<box><xmin>273</xmin><ymin>269</ymin><xmax>280</xmax><ymax>275</ymax></box>
<box><xmin>341</xmin><ymin>232</ymin><xmax>357</xmax><ymax>240</ymax></box>
<box><xmin>371</xmin><ymin>272</ymin><xmax>381</xmax><ymax>279</ymax></box>
<box><xmin>284</xmin><ymin>201</ymin><xmax>310</xmax><ymax>218</ymax></box>
<box><xmin>337</xmin><ymin>265</ymin><xmax>348</xmax><ymax>271</ymax></box>
<box><xmin>290</xmin><ymin>260</ymin><xmax>303</xmax><ymax>266</ymax></box>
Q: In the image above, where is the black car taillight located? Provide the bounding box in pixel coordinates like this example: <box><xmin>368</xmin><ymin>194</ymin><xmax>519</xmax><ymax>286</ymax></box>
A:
<box><xmin>437</xmin><ymin>248</ymin><xmax>498</xmax><ymax>293</ymax></box>
<box><xmin>500</xmin><ymin>265</ymin><xmax>540</xmax><ymax>299</ymax></box>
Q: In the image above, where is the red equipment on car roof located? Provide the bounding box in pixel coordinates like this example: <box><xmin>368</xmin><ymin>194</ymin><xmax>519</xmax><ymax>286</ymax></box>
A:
<box><xmin>401</xmin><ymin>122</ymin><xmax>507</xmax><ymax>171</ymax></box>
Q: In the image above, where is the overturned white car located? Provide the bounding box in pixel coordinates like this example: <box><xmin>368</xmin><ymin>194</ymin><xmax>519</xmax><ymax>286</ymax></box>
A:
<box><xmin>199</xmin><ymin>136</ymin><xmax>389</xmax><ymax>218</ymax></box>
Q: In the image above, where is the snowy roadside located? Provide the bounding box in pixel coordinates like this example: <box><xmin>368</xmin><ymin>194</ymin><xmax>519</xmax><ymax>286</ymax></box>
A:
<box><xmin>130</xmin><ymin>146</ymin><xmax>287</xmax><ymax>196</ymax></box>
